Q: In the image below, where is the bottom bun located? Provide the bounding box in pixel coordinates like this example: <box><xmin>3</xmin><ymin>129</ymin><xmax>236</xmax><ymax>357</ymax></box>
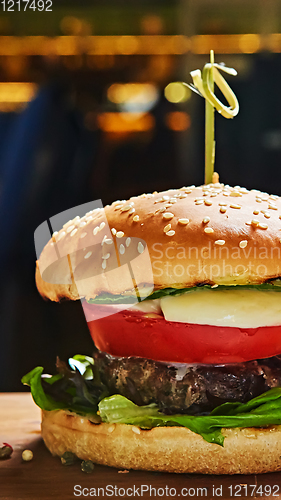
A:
<box><xmin>42</xmin><ymin>410</ymin><xmax>281</xmax><ymax>474</ymax></box>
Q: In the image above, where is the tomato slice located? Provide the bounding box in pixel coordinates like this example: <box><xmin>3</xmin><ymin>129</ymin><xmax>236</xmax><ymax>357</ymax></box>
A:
<box><xmin>82</xmin><ymin>302</ymin><xmax>281</xmax><ymax>364</ymax></box>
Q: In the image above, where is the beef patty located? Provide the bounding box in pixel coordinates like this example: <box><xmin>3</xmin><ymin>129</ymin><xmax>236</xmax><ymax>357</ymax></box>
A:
<box><xmin>94</xmin><ymin>350</ymin><xmax>281</xmax><ymax>414</ymax></box>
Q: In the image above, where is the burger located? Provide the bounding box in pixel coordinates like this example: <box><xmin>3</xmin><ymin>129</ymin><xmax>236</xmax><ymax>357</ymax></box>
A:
<box><xmin>23</xmin><ymin>182</ymin><xmax>281</xmax><ymax>474</ymax></box>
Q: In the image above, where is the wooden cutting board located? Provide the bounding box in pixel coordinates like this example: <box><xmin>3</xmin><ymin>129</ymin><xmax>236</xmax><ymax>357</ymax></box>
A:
<box><xmin>1</xmin><ymin>393</ymin><xmax>281</xmax><ymax>500</ymax></box>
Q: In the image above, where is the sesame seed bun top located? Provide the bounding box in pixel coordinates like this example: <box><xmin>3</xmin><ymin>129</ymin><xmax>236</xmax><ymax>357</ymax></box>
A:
<box><xmin>35</xmin><ymin>183</ymin><xmax>281</xmax><ymax>301</ymax></box>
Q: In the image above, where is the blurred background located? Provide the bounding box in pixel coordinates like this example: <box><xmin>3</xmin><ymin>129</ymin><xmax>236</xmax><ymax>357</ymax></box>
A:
<box><xmin>1</xmin><ymin>0</ymin><xmax>281</xmax><ymax>390</ymax></box>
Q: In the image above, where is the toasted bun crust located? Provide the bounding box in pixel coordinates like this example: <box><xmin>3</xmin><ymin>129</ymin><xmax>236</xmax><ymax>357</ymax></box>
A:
<box><xmin>36</xmin><ymin>184</ymin><xmax>281</xmax><ymax>301</ymax></box>
<box><xmin>41</xmin><ymin>409</ymin><xmax>281</xmax><ymax>474</ymax></box>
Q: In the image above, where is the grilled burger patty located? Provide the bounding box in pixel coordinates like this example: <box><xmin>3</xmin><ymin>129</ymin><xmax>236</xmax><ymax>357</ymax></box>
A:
<box><xmin>94</xmin><ymin>350</ymin><xmax>281</xmax><ymax>414</ymax></box>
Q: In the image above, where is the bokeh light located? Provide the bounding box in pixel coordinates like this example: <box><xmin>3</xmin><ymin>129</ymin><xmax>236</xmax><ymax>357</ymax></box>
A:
<box><xmin>165</xmin><ymin>111</ymin><xmax>191</xmax><ymax>131</ymax></box>
<box><xmin>164</xmin><ymin>82</ymin><xmax>191</xmax><ymax>103</ymax></box>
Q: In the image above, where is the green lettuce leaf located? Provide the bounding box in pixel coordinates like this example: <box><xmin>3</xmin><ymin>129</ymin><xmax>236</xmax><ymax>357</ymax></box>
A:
<box><xmin>86</xmin><ymin>279</ymin><xmax>281</xmax><ymax>305</ymax></box>
<box><xmin>21</xmin><ymin>355</ymin><xmax>108</xmax><ymax>415</ymax></box>
<box><xmin>98</xmin><ymin>390</ymin><xmax>281</xmax><ymax>446</ymax></box>
<box><xmin>22</xmin><ymin>367</ymin><xmax>67</xmax><ymax>412</ymax></box>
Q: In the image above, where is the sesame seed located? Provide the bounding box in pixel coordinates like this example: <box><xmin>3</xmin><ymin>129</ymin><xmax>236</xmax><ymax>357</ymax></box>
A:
<box><xmin>79</xmin><ymin>221</ymin><xmax>86</xmax><ymax>227</ymax></box>
<box><xmin>66</xmin><ymin>225</ymin><xmax>75</xmax><ymax>233</ymax></box>
<box><xmin>58</xmin><ymin>231</ymin><xmax>66</xmax><ymax>241</ymax></box>
<box><xmin>204</xmin><ymin>227</ymin><xmax>214</xmax><ymax>234</ymax></box>
<box><xmin>279</xmin><ymin>215</ymin><xmax>281</xmax><ymax>220</ymax></box>
<box><xmin>220</xmin><ymin>207</ymin><xmax>227</xmax><ymax>213</ymax></box>
<box><xmin>229</xmin><ymin>191</ymin><xmax>242</xmax><ymax>197</ymax></box>
<box><xmin>163</xmin><ymin>212</ymin><xmax>174</xmax><ymax>220</ymax></box>
<box><xmin>70</xmin><ymin>228</ymin><xmax>77</xmax><ymax>237</ymax></box>
<box><xmin>93</xmin><ymin>226</ymin><xmax>99</xmax><ymax>236</ymax></box>
<box><xmin>166</xmin><ymin>230</ymin><xmax>175</xmax><ymax>236</ymax></box>
<box><xmin>178</xmin><ymin>218</ymin><xmax>189</xmax><ymax>225</ymax></box>
<box><xmin>84</xmin><ymin>251</ymin><xmax>92</xmax><ymax>259</ymax></box>
<box><xmin>195</xmin><ymin>197</ymin><xmax>204</xmax><ymax>202</ymax></box>
<box><xmin>204</xmin><ymin>200</ymin><xmax>212</xmax><ymax>206</ymax></box>
<box><xmin>102</xmin><ymin>253</ymin><xmax>110</xmax><ymax>259</ymax></box>
<box><xmin>253</xmin><ymin>210</ymin><xmax>259</xmax><ymax>215</ymax></box>
<box><xmin>223</xmin><ymin>193</ymin><xmax>229</xmax><ymax>196</ymax></box>
<box><xmin>210</xmin><ymin>193</ymin><xmax>217</xmax><ymax>197</ymax></box>
<box><xmin>169</xmin><ymin>198</ymin><xmax>177</xmax><ymax>203</ymax></box>
<box><xmin>264</xmin><ymin>213</ymin><xmax>271</xmax><ymax>219</ymax></box>
<box><xmin>119</xmin><ymin>244</ymin><xmax>125</xmax><ymax>255</ymax></box>
<box><xmin>128</xmin><ymin>208</ymin><xmax>135</xmax><ymax>214</ymax></box>
<box><xmin>102</xmin><ymin>260</ymin><xmax>107</xmax><ymax>270</ymax></box>
<box><xmin>100</xmin><ymin>222</ymin><xmax>106</xmax><ymax>230</ymax></box>
<box><xmin>164</xmin><ymin>224</ymin><xmax>172</xmax><ymax>233</ymax></box>
<box><xmin>195</xmin><ymin>200</ymin><xmax>204</xmax><ymax>205</ymax></box>
<box><xmin>258</xmin><ymin>223</ymin><xmax>268</xmax><ymax>229</ymax></box>
<box><xmin>111</xmin><ymin>228</ymin><xmax>117</xmax><ymax>235</ymax></box>
<box><xmin>52</xmin><ymin>231</ymin><xmax>58</xmax><ymax>237</ymax></box>
<box><xmin>159</xmin><ymin>207</ymin><xmax>166</xmax><ymax>213</ymax></box>
<box><xmin>178</xmin><ymin>193</ymin><xmax>187</xmax><ymax>198</ymax></box>
<box><xmin>116</xmin><ymin>231</ymin><xmax>124</xmax><ymax>238</ymax></box>
<box><xmin>203</xmin><ymin>217</ymin><xmax>210</xmax><ymax>223</ymax></box>
<box><xmin>251</xmin><ymin>219</ymin><xmax>260</xmax><ymax>226</ymax></box>
<box><xmin>219</xmin><ymin>202</ymin><xmax>227</xmax><ymax>206</ymax></box>
<box><xmin>121</xmin><ymin>205</ymin><xmax>133</xmax><ymax>212</ymax></box>
<box><xmin>256</xmin><ymin>198</ymin><xmax>262</xmax><ymax>203</ymax></box>
<box><xmin>245</xmin><ymin>221</ymin><xmax>252</xmax><ymax>225</ymax></box>
<box><xmin>132</xmin><ymin>426</ymin><xmax>141</xmax><ymax>435</ymax></box>
<box><xmin>133</xmin><ymin>215</ymin><xmax>140</xmax><ymax>222</ymax></box>
<box><xmin>137</xmin><ymin>242</ymin><xmax>144</xmax><ymax>254</ymax></box>
<box><xmin>107</xmin><ymin>424</ymin><xmax>116</xmax><ymax>433</ymax></box>
<box><xmin>215</xmin><ymin>240</ymin><xmax>225</xmax><ymax>245</ymax></box>
<box><xmin>115</xmin><ymin>204</ymin><xmax>124</xmax><ymax>210</ymax></box>
<box><xmin>104</xmin><ymin>238</ymin><xmax>113</xmax><ymax>245</ymax></box>
<box><xmin>268</xmin><ymin>204</ymin><xmax>278</xmax><ymax>210</ymax></box>
<box><xmin>126</xmin><ymin>237</ymin><xmax>131</xmax><ymax>247</ymax></box>
<box><xmin>162</xmin><ymin>195</ymin><xmax>170</xmax><ymax>201</ymax></box>
<box><xmin>239</xmin><ymin>240</ymin><xmax>248</xmax><ymax>249</ymax></box>
<box><xmin>230</xmin><ymin>204</ymin><xmax>241</xmax><ymax>209</ymax></box>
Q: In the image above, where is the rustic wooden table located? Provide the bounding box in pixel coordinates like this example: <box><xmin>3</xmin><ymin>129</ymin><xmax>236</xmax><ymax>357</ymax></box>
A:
<box><xmin>1</xmin><ymin>393</ymin><xmax>281</xmax><ymax>500</ymax></box>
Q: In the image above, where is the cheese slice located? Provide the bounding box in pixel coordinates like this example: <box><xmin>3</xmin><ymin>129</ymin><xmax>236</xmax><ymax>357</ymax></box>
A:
<box><xmin>160</xmin><ymin>289</ymin><xmax>281</xmax><ymax>328</ymax></box>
